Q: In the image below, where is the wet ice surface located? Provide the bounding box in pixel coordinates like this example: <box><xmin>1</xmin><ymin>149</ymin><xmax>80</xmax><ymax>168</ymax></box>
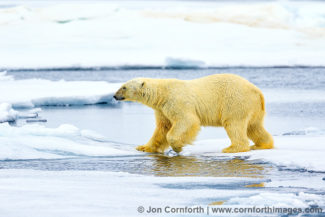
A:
<box><xmin>1</xmin><ymin>68</ymin><xmax>325</xmax><ymax>216</ymax></box>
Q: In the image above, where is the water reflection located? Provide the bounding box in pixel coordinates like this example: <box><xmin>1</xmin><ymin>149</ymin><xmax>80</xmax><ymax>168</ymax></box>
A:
<box><xmin>0</xmin><ymin>155</ymin><xmax>269</xmax><ymax>178</ymax></box>
<box><xmin>146</xmin><ymin>155</ymin><xmax>267</xmax><ymax>178</ymax></box>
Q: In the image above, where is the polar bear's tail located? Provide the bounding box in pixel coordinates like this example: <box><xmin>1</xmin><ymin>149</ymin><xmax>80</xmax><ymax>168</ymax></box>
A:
<box><xmin>260</xmin><ymin>93</ymin><xmax>265</xmax><ymax>111</ymax></box>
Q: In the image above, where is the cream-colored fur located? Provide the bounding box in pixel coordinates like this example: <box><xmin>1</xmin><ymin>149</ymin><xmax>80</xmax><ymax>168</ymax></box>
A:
<box><xmin>114</xmin><ymin>74</ymin><xmax>274</xmax><ymax>153</ymax></box>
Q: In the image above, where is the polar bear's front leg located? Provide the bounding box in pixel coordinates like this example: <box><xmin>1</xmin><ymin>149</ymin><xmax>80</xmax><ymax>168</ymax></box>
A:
<box><xmin>136</xmin><ymin>111</ymin><xmax>171</xmax><ymax>153</ymax></box>
<box><xmin>166</xmin><ymin>116</ymin><xmax>201</xmax><ymax>153</ymax></box>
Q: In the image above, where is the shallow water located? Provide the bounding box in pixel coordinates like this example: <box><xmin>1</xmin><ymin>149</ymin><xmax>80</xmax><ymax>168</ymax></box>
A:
<box><xmin>0</xmin><ymin>155</ymin><xmax>269</xmax><ymax>178</ymax></box>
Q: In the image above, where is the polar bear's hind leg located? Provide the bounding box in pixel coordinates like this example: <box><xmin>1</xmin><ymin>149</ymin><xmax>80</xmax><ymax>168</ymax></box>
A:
<box><xmin>248</xmin><ymin>120</ymin><xmax>274</xmax><ymax>150</ymax></box>
<box><xmin>222</xmin><ymin>120</ymin><xmax>250</xmax><ymax>153</ymax></box>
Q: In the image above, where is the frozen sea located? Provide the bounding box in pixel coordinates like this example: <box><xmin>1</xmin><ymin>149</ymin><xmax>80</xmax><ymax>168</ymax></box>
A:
<box><xmin>0</xmin><ymin>68</ymin><xmax>324</xmax><ymax>217</ymax></box>
<box><xmin>1</xmin><ymin>0</ymin><xmax>325</xmax><ymax>68</ymax></box>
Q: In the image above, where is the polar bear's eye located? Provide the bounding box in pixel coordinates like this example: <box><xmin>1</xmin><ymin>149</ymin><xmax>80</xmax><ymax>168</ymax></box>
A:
<box><xmin>122</xmin><ymin>87</ymin><xmax>126</xmax><ymax>90</ymax></box>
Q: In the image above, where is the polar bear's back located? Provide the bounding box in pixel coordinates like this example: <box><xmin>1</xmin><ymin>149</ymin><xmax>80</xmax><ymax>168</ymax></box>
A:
<box><xmin>191</xmin><ymin>73</ymin><xmax>259</xmax><ymax>92</ymax></box>
<box><xmin>184</xmin><ymin>74</ymin><xmax>265</xmax><ymax>126</ymax></box>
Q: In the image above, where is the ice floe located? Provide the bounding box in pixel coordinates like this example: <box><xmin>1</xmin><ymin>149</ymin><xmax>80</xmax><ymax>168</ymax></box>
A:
<box><xmin>0</xmin><ymin>103</ymin><xmax>18</xmax><ymax>123</ymax></box>
<box><xmin>184</xmin><ymin>135</ymin><xmax>325</xmax><ymax>173</ymax></box>
<box><xmin>0</xmin><ymin>169</ymin><xmax>323</xmax><ymax>217</ymax></box>
<box><xmin>0</xmin><ymin>122</ymin><xmax>138</xmax><ymax>160</ymax></box>
<box><xmin>0</xmin><ymin>72</ymin><xmax>121</xmax><ymax>108</ymax></box>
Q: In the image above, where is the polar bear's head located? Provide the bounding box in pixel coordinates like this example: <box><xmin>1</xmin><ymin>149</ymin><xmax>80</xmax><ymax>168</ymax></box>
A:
<box><xmin>114</xmin><ymin>78</ymin><xmax>146</xmax><ymax>102</ymax></box>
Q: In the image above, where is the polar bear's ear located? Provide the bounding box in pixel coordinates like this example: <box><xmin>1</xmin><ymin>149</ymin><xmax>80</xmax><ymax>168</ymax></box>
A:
<box><xmin>141</xmin><ymin>82</ymin><xmax>145</xmax><ymax>87</ymax></box>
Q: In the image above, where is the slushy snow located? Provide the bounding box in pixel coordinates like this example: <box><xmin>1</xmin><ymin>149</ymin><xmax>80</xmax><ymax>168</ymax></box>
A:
<box><xmin>1</xmin><ymin>1</ymin><xmax>325</xmax><ymax>68</ymax></box>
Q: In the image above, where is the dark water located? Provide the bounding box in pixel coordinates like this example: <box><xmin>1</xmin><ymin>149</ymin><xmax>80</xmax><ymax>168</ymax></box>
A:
<box><xmin>7</xmin><ymin>67</ymin><xmax>325</xmax><ymax>90</ymax></box>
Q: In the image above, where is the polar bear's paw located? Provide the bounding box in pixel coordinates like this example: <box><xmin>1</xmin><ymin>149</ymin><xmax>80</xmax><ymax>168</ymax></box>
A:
<box><xmin>136</xmin><ymin>145</ymin><xmax>152</xmax><ymax>152</ymax></box>
<box><xmin>222</xmin><ymin>145</ymin><xmax>250</xmax><ymax>153</ymax></box>
<box><xmin>250</xmin><ymin>143</ymin><xmax>274</xmax><ymax>150</ymax></box>
<box><xmin>136</xmin><ymin>144</ymin><xmax>162</xmax><ymax>153</ymax></box>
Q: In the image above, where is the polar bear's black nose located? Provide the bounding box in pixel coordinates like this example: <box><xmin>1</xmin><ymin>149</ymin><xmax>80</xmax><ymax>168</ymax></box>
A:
<box><xmin>113</xmin><ymin>95</ymin><xmax>125</xmax><ymax>101</ymax></box>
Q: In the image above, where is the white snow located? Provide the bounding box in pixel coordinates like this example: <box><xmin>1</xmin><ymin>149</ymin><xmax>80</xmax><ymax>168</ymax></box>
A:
<box><xmin>0</xmin><ymin>71</ymin><xmax>13</xmax><ymax>81</ymax></box>
<box><xmin>0</xmin><ymin>72</ymin><xmax>122</xmax><ymax>108</ymax></box>
<box><xmin>227</xmin><ymin>192</ymin><xmax>325</xmax><ymax>208</ymax></box>
<box><xmin>184</xmin><ymin>134</ymin><xmax>325</xmax><ymax>172</ymax></box>
<box><xmin>0</xmin><ymin>170</ymin><xmax>239</xmax><ymax>216</ymax></box>
<box><xmin>0</xmin><ymin>103</ymin><xmax>18</xmax><ymax>123</ymax></box>
<box><xmin>0</xmin><ymin>169</ymin><xmax>323</xmax><ymax>217</ymax></box>
<box><xmin>0</xmin><ymin>122</ymin><xmax>138</xmax><ymax>160</ymax></box>
<box><xmin>0</xmin><ymin>102</ymin><xmax>42</xmax><ymax>123</ymax></box>
<box><xmin>1</xmin><ymin>1</ymin><xmax>325</xmax><ymax>68</ymax></box>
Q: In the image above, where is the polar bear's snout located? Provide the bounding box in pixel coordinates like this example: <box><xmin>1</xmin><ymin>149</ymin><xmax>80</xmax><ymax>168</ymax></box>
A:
<box><xmin>113</xmin><ymin>95</ymin><xmax>125</xmax><ymax>101</ymax></box>
<box><xmin>114</xmin><ymin>87</ymin><xmax>127</xmax><ymax>101</ymax></box>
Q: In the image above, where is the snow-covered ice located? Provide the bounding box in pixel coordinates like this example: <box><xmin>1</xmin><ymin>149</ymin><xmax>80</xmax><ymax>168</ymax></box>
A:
<box><xmin>227</xmin><ymin>192</ymin><xmax>325</xmax><ymax>209</ymax></box>
<box><xmin>0</xmin><ymin>170</ymin><xmax>259</xmax><ymax>217</ymax></box>
<box><xmin>0</xmin><ymin>102</ymin><xmax>41</xmax><ymax>123</ymax></box>
<box><xmin>0</xmin><ymin>72</ymin><xmax>121</xmax><ymax>108</ymax></box>
<box><xmin>1</xmin><ymin>1</ymin><xmax>325</xmax><ymax>68</ymax></box>
<box><xmin>0</xmin><ymin>122</ymin><xmax>137</xmax><ymax>160</ymax></box>
<box><xmin>0</xmin><ymin>169</ymin><xmax>323</xmax><ymax>217</ymax></box>
<box><xmin>185</xmin><ymin>134</ymin><xmax>325</xmax><ymax>173</ymax></box>
<box><xmin>0</xmin><ymin>103</ymin><xmax>18</xmax><ymax>123</ymax></box>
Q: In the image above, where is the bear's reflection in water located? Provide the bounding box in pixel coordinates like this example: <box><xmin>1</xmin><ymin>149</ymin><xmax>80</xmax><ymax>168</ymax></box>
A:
<box><xmin>146</xmin><ymin>155</ymin><xmax>267</xmax><ymax>178</ymax></box>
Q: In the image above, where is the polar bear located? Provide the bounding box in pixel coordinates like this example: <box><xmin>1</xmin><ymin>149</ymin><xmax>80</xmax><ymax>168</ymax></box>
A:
<box><xmin>113</xmin><ymin>74</ymin><xmax>273</xmax><ymax>153</ymax></box>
